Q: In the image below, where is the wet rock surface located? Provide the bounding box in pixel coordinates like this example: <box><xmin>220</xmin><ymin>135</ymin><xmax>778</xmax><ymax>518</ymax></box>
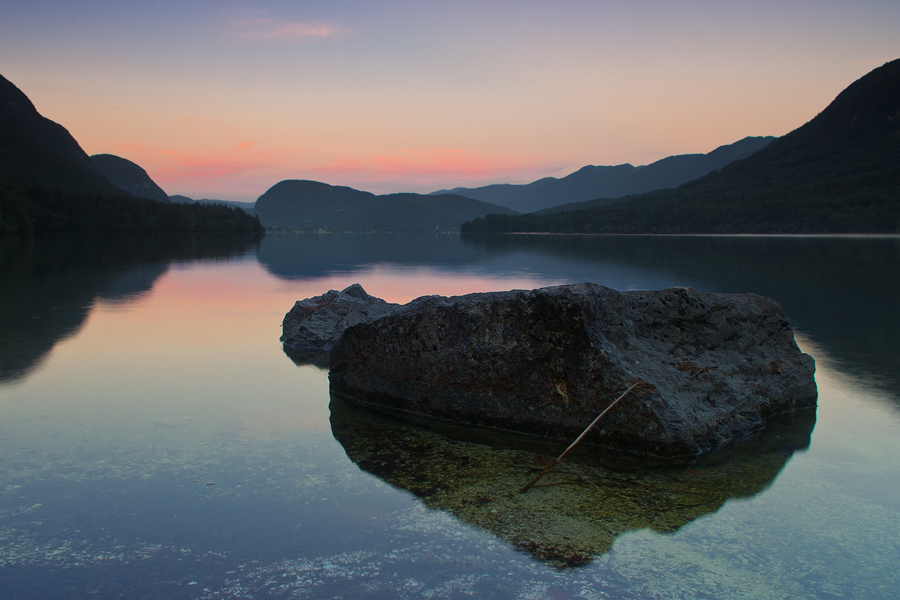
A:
<box><xmin>323</xmin><ymin>283</ymin><xmax>817</xmax><ymax>463</ymax></box>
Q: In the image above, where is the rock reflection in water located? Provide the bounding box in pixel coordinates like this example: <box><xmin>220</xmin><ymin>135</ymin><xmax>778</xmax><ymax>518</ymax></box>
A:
<box><xmin>329</xmin><ymin>394</ymin><xmax>815</xmax><ymax>568</ymax></box>
<box><xmin>282</xmin><ymin>345</ymin><xmax>330</xmax><ymax>370</ymax></box>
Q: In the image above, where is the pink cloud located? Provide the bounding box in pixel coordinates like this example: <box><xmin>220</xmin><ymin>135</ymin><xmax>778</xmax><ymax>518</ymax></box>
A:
<box><xmin>103</xmin><ymin>142</ymin><xmax>288</xmax><ymax>199</ymax></box>
<box><xmin>227</xmin><ymin>16</ymin><xmax>348</xmax><ymax>41</ymax></box>
<box><xmin>153</xmin><ymin>149</ymin><xmax>266</xmax><ymax>182</ymax></box>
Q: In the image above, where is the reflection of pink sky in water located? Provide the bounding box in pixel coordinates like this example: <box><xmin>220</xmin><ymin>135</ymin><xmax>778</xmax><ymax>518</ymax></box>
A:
<box><xmin>154</xmin><ymin>260</ymin><xmax>562</xmax><ymax>312</ymax></box>
<box><xmin>85</xmin><ymin>261</ymin><xmax>561</xmax><ymax>362</ymax></box>
<box><xmin>48</xmin><ymin>260</ymin><xmax>564</xmax><ymax>439</ymax></box>
<box><xmin>331</xmin><ymin>265</ymin><xmax>565</xmax><ymax>304</ymax></box>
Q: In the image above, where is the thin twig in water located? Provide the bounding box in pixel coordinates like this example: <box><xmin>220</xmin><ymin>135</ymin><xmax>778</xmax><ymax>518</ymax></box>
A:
<box><xmin>531</xmin><ymin>479</ymin><xmax>585</xmax><ymax>488</ymax></box>
<box><xmin>519</xmin><ymin>381</ymin><xmax>645</xmax><ymax>494</ymax></box>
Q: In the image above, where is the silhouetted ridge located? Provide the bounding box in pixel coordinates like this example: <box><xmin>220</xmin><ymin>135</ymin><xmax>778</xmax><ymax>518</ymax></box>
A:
<box><xmin>255</xmin><ymin>179</ymin><xmax>517</xmax><ymax>232</ymax></box>
<box><xmin>0</xmin><ymin>74</ymin><xmax>117</xmax><ymax>194</ymax></box>
<box><xmin>90</xmin><ymin>154</ymin><xmax>170</xmax><ymax>202</ymax></box>
<box><xmin>463</xmin><ymin>59</ymin><xmax>900</xmax><ymax>234</ymax></box>
<box><xmin>437</xmin><ymin>136</ymin><xmax>774</xmax><ymax>213</ymax></box>
<box><xmin>0</xmin><ymin>73</ymin><xmax>264</xmax><ymax>234</ymax></box>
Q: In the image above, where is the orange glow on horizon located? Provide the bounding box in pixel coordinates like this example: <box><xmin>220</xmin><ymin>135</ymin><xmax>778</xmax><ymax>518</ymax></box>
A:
<box><xmin>309</xmin><ymin>147</ymin><xmax>553</xmax><ymax>181</ymax></box>
<box><xmin>108</xmin><ymin>142</ymin><xmax>567</xmax><ymax>199</ymax></box>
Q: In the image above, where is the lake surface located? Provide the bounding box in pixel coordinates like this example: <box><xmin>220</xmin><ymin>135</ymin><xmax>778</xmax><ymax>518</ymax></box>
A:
<box><xmin>1</xmin><ymin>233</ymin><xmax>898</xmax><ymax>599</ymax></box>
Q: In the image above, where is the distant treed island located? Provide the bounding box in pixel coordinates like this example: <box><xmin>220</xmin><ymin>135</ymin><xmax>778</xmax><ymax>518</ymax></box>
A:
<box><xmin>3</xmin><ymin>59</ymin><xmax>898</xmax><ymax>236</ymax></box>
<box><xmin>0</xmin><ymin>74</ymin><xmax>264</xmax><ymax>235</ymax></box>
<box><xmin>253</xmin><ymin>180</ymin><xmax>519</xmax><ymax>233</ymax></box>
<box><xmin>462</xmin><ymin>59</ymin><xmax>899</xmax><ymax>235</ymax></box>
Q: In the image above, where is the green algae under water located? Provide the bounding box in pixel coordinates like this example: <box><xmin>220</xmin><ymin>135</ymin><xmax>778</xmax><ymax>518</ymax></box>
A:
<box><xmin>329</xmin><ymin>393</ymin><xmax>815</xmax><ymax>568</ymax></box>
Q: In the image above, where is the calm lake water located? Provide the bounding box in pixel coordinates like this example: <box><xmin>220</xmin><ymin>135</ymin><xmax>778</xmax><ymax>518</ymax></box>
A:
<box><xmin>1</xmin><ymin>233</ymin><xmax>898</xmax><ymax>599</ymax></box>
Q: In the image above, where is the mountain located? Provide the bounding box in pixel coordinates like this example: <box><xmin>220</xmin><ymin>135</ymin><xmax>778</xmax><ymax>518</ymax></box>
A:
<box><xmin>436</xmin><ymin>136</ymin><xmax>774</xmax><ymax>214</ymax></box>
<box><xmin>0</xmin><ymin>74</ymin><xmax>264</xmax><ymax>234</ymax></box>
<box><xmin>254</xmin><ymin>179</ymin><xmax>518</xmax><ymax>232</ymax></box>
<box><xmin>169</xmin><ymin>194</ymin><xmax>256</xmax><ymax>214</ymax></box>
<box><xmin>0</xmin><ymin>74</ymin><xmax>119</xmax><ymax>195</ymax></box>
<box><xmin>463</xmin><ymin>59</ymin><xmax>900</xmax><ymax>234</ymax></box>
<box><xmin>90</xmin><ymin>153</ymin><xmax>170</xmax><ymax>202</ymax></box>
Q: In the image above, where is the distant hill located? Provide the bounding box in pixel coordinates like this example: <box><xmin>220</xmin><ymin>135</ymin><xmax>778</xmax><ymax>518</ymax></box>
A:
<box><xmin>90</xmin><ymin>153</ymin><xmax>170</xmax><ymax>202</ymax></box>
<box><xmin>170</xmin><ymin>194</ymin><xmax>256</xmax><ymax>215</ymax></box>
<box><xmin>436</xmin><ymin>136</ymin><xmax>774</xmax><ymax>214</ymax></box>
<box><xmin>254</xmin><ymin>179</ymin><xmax>518</xmax><ymax>232</ymax></box>
<box><xmin>0</xmin><ymin>74</ymin><xmax>264</xmax><ymax>234</ymax></box>
<box><xmin>464</xmin><ymin>59</ymin><xmax>900</xmax><ymax>234</ymax></box>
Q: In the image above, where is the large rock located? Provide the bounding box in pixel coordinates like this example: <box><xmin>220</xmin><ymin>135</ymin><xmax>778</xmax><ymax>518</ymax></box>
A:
<box><xmin>280</xmin><ymin>283</ymin><xmax>399</xmax><ymax>355</ymax></box>
<box><xmin>327</xmin><ymin>283</ymin><xmax>817</xmax><ymax>463</ymax></box>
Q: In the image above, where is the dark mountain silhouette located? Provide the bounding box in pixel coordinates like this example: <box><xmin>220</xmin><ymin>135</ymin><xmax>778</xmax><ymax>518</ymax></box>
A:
<box><xmin>0</xmin><ymin>74</ymin><xmax>264</xmax><ymax>234</ymax></box>
<box><xmin>437</xmin><ymin>136</ymin><xmax>773</xmax><ymax>213</ymax></box>
<box><xmin>90</xmin><ymin>153</ymin><xmax>169</xmax><ymax>202</ymax></box>
<box><xmin>464</xmin><ymin>59</ymin><xmax>900</xmax><ymax>234</ymax></box>
<box><xmin>0</xmin><ymin>74</ymin><xmax>118</xmax><ymax>195</ymax></box>
<box><xmin>254</xmin><ymin>179</ymin><xmax>518</xmax><ymax>232</ymax></box>
<box><xmin>170</xmin><ymin>194</ymin><xmax>256</xmax><ymax>214</ymax></box>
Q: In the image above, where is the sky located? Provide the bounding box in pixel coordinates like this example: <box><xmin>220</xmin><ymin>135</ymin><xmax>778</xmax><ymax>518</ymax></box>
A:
<box><xmin>1</xmin><ymin>1</ymin><xmax>898</xmax><ymax>202</ymax></box>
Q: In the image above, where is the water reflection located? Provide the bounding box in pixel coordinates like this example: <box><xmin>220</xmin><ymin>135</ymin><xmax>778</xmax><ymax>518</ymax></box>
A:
<box><xmin>256</xmin><ymin>232</ymin><xmax>492</xmax><ymax>280</ymax></box>
<box><xmin>330</xmin><ymin>394</ymin><xmax>815</xmax><ymax>568</ymax></box>
<box><xmin>260</xmin><ymin>233</ymin><xmax>898</xmax><ymax>398</ymax></box>
<box><xmin>1</xmin><ymin>233</ymin><xmax>897</xmax><ymax>598</ymax></box>
<box><xmin>464</xmin><ymin>234</ymin><xmax>900</xmax><ymax>393</ymax></box>
<box><xmin>0</xmin><ymin>234</ymin><xmax>261</xmax><ymax>384</ymax></box>
<box><xmin>282</xmin><ymin>345</ymin><xmax>331</xmax><ymax>370</ymax></box>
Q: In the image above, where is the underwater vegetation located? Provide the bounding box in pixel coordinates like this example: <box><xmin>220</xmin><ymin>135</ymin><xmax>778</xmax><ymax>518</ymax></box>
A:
<box><xmin>329</xmin><ymin>394</ymin><xmax>815</xmax><ymax>568</ymax></box>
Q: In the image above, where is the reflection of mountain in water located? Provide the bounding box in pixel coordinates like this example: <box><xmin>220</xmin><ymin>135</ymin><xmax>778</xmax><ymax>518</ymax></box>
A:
<box><xmin>330</xmin><ymin>395</ymin><xmax>813</xmax><ymax>568</ymax></box>
<box><xmin>463</xmin><ymin>235</ymin><xmax>900</xmax><ymax>393</ymax></box>
<box><xmin>256</xmin><ymin>232</ymin><xmax>494</xmax><ymax>280</ymax></box>
<box><xmin>0</xmin><ymin>234</ymin><xmax>260</xmax><ymax>383</ymax></box>
<box><xmin>262</xmin><ymin>233</ymin><xmax>897</xmax><ymax>395</ymax></box>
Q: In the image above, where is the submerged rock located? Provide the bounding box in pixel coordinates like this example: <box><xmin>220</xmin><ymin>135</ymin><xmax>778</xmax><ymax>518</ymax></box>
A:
<box><xmin>326</xmin><ymin>283</ymin><xmax>817</xmax><ymax>463</ymax></box>
<box><xmin>280</xmin><ymin>283</ymin><xmax>399</xmax><ymax>355</ymax></box>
